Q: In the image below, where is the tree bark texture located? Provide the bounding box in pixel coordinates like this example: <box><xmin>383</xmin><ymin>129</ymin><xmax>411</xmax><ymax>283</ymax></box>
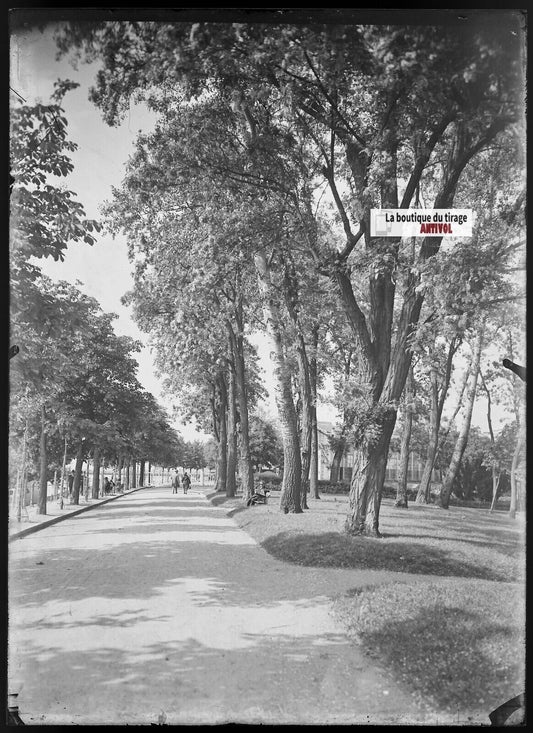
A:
<box><xmin>296</xmin><ymin>341</ymin><xmax>312</xmax><ymax>509</ymax></box>
<box><xmin>509</xmin><ymin>424</ymin><xmax>525</xmax><ymax>518</ymax></box>
<box><xmin>309</xmin><ymin>324</ymin><xmax>320</xmax><ymax>499</ymax></box>
<box><xmin>329</xmin><ymin>438</ymin><xmax>346</xmax><ymax>483</ymax></box>
<box><xmin>38</xmin><ymin>404</ymin><xmax>47</xmax><ymax>515</ymax></box>
<box><xmin>92</xmin><ymin>446</ymin><xmax>101</xmax><ymax>499</ymax></box>
<box><xmin>395</xmin><ymin>367</ymin><xmax>413</xmax><ymax>508</ymax></box>
<box><xmin>215</xmin><ymin>372</ymin><xmax>228</xmax><ymax>493</ymax></box>
<box><xmin>71</xmin><ymin>440</ymin><xmax>84</xmax><ymax>505</ymax></box>
<box><xmin>59</xmin><ymin>436</ymin><xmax>68</xmax><ymax>507</ymax></box>
<box><xmin>255</xmin><ymin>251</ymin><xmax>302</xmax><ymax>513</ymax></box>
<box><xmin>416</xmin><ymin>369</ymin><xmax>439</xmax><ymax>504</ymax></box>
<box><xmin>226</xmin><ymin>364</ymin><xmax>237</xmax><ymax>497</ymax></box>
<box><xmin>227</xmin><ymin>312</ymin><xmax>254</xmax><ymax>501</ymax></box>
<box><xmin>345</xmin><ymin>409</ymin><xmax>396</xmax><ymax>536</ymax></box>
<box><xmin>282</xmin><ymin>264</ymin><xmax>312</xmax><ymax>509</ymax></box>
<box><xmin>416</xmin><ymin>336</ymin><xmax>458</xmax><ymax>504</ymax></box>
<box><xmin>479</xmin><ymin>368</ymin><xmax>501</xmax><ymax>513</ymax></box>
<box><xmin>489</xmin><ymin>470</ymin><xmax>502</xmax><ymax>512</ymax></box>
<box><xmin>439</xmin><ymin>329</ymin><xmax>484</xmax><ymax>509</ymax></box>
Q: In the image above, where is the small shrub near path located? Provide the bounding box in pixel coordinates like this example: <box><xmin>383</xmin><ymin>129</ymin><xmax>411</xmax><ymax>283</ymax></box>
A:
<box><xmin>207</xmin><ymin>490</ymin><xmax>525</xmax><ymax>719</ymax></box>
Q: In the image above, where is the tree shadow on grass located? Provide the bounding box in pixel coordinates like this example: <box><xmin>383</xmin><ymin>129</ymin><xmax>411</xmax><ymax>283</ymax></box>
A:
<box><xmin>261</xmin><ymin>531</ymin><xmax>514</xmax><ymax>581</ymax></box>
<box><xmin>392</xmin><ymin>532</ymin><xmax>523</xmax><ymax>560</ymax></box>
<box><xmin>347</xmin><ymin>603</ymin><xmax>524</xmax><ymax>715</ymax></box>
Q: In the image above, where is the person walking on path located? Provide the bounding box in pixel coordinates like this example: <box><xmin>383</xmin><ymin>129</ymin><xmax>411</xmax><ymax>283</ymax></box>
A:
<box><xmin>67</xmin><ymin>471</ymin><xmax>75</xmax><ymax>496</ymax></box>
<box><xmin>182</xmin><ymin>472</ymin><xmax>191</xmax><ymax>494</ymax></box>
<box><xmin>172</xmin><ymin>473</ymin><xmax>180</xmax><ymax>494</ymax></box>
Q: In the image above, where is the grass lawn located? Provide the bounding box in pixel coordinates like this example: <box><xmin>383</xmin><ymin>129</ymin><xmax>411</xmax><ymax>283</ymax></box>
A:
<box><xmin>208</xmin><ymin>489</ymin><xmax>526</xmax><ymax>719</ymax></box>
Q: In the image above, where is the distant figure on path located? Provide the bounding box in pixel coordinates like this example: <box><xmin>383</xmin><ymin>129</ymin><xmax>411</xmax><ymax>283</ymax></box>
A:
<box><xmin>104</xmin><ymin>477</ymin><xmax>111</xmax><ymax>495</ymax></box>
<box><xmin>182</xmin><ymin>472</ymin><xmax>191</xmax><ymax>494</ymax></box>
<box><xmin>172</xmin><ymin>473</ymin><xmax>180</xmax><ymax>494</ymax></box>
<box><xmin>68</xmin><ymin>470</ymin><xmax>75</xmax><ymax>495</ymax></box>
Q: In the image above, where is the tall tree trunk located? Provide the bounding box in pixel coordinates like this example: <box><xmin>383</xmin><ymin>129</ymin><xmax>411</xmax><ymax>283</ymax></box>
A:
<box><xmin>479</xmin><ymin>368</ymin><xmax>501</xmax><ymax>513</ymax></box>
<box><xmin>226</xmin><ymin>364</ymin><xmax>237</xmax><ymax>497</ymax></box>
<box><xmin>396</xmin><ymin>367</ymin><xmax>414</xmax><ymax>508</ymax></box>
<box><xmin>282</xmin><ymin>261</ymin><xmax>316</xmax><ymax>507</ymax></box>
<box><xmin>282</xmin><ymin>264</ymin><xmax>312</xmax><ymax>509</ymax></box>
<box><xmin>131</xmin><ymin>460</ymin><xmax>137</xmax><ymax>488</ymax></box>
<box><xmin>435</xmin><ymin>361</ymin><xmax>472</xmax><ymax>467</ymax></box>
<box><xmin>215</xmin><ymin>373</ymin><xmax>228</xmax><ymax>493</ymax></box>
<box><xmin>509</xmin><ymin>424</ymin><xmax>525</xmax><ymax>518</ymax></box>
<box><xmin>125</xmin><ymin>460</ymin><xmax>130</xmax><ymax>491</ymax></box>
<box><xmin>416</xmin><ymin>368</ymin><xmax>439</xmax><ymax>504</ymax></box>
<box><xmin>255</xmin><ymin>251</ymin><xmax>301</xmax><ymax>513</ymax></box>
<box><xmin>37</xmin><ymin>404</ymin><xmax>47</xmax><ymax>515</ymax></box>
<box><xmin>345</xmin><ymin>410</ymin><xmax>397</xmax><ymax>536</ymax></box>
<box><xmin>59</xmin><ymin>435</ymin><xmax>68</xmax><ymax>509</ymax></box>
<box><xmin>440</xmin><ymin>329</ymin><xmax>484</xmax><ymax>509</ymax></box>
<box><xmin>297</xmin><ymin>346</ymin><xmax>312</xmax><ymax>510</ymax></box>
<box><xmin>489</xmin><ymin>469</ymin><xmax>502</xmax><ymax>512</ymax></box>
<box><xmin>336</xmin><ymin>124</ymin><xmax>505</xmax><ymax>535</ymax></box>
<box><xmin>309</xmin><ymin>324</ymin><xmax>320</xmax><ymax>499</ymax></box>
<box><xmin>228</xmin><ymin>308</ymin><xmax>254</xmax><ymax>502</ymax></box>
<box><xmin>71</xmin><ymin>440</ymin><xmax>84</xmax><ymax>506</ymax></box>
<box><xmin>139</xmin><ymin>459</ymin><xmax>145</xmax><ymax>487</ymax></box>
<box><xmin>329</xmin><ymin>438</ymin><xmax>346</xmax><ymax>483</ymax></box>
<box><xmin>416</xmin><ymin>335</ymin><xmax>459</xmax><ymax>504</ymax></box>
<box><xmin>92</xmin><ymin>446</ymin><xmax>101</xmax><ymax>499</ymax></box>
<box><xmin>333</xmin><ymin>265</ymin><xmax>399</xmax><ymax>536</ymax></box>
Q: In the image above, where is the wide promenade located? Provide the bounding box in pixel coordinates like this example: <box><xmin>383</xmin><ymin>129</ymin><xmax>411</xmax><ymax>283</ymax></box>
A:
<box><xmin>9</xmin><ymin>485</ymin><xmax>420</xmax><ymax>725</ymax></box>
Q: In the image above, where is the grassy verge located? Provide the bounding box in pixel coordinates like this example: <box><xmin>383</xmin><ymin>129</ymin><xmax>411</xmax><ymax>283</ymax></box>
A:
<box><xmin>209</xmin><ymin>490</ymin><xmax>525</xmax><ymax>716</ymax></box>
<box><xmin>334</xmin><ymin>580</ymin><xmax>525</xmax><ymax>715</ymax></box>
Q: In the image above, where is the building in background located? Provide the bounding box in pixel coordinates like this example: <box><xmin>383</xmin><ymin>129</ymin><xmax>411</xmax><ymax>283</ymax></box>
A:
<box><xmin>317</xmin><ymin>421</ymin><xmax>437</xmax><ymax>485</ymax></box>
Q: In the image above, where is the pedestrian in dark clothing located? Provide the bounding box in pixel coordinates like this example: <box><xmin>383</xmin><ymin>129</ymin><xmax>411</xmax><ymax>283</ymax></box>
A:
<box><xmin>172</xmin><ymin>473</ymin><xmax>180</xmax><ymax>494</ymax></box>
<box><xmin>68</xmin><ymin>470</ymin><xmax>75</xmax><ymax>494</ymax></box>
<box><xmin>182</xmin><ymin>473</ymin><xmax>191</xmax><ymax>494</ymax></box>
<box><xmin>104</xmin><ymin>477</ymin><xmax>111</xmax><ymax>495</ymax></box>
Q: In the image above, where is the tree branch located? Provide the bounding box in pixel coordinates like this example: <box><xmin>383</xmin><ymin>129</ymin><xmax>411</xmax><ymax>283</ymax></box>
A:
<box><xmin>301</xmin><ymin>47</ymin><xmax>367</xmax><ymax>148</ymax></box>
<box><xmin>400</xmin><ymin>111</ymin><xmax>455</xmax><ymax>209</ymax></box>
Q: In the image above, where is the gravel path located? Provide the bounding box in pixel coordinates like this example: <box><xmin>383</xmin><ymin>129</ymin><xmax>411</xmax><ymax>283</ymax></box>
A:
<box><xmin>9</xmin><ymin>486</ymin><xmax>427</xmax><ymax>725</ymax></box>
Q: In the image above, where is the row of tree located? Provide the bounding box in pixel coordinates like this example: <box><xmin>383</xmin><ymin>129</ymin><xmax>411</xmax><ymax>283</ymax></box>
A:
<box><xmin>8</xmin><ymin>80</ymin><xmax>285</xmax><ymax>512</ymax></box>
<box><xmin>51</xmin><ymin>17</ymin><xmax>525</xmax><ymax>532</ymax></box>
<box><xmin>9</xmin><ymin>82</ymin><xmax>187</xmax><ymax>515</ymax></box>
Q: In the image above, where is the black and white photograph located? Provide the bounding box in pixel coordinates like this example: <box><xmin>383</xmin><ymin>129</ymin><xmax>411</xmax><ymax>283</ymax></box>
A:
<box><xmin>8</xmin><ymin>8</ymin><xmax>526</xmax><ymax>726</ymax></box>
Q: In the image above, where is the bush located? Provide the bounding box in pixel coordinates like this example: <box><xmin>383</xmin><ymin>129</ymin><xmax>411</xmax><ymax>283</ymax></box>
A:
<box><xmin>317</xmin><ymin>479</ymin><xmax>350</xmax><ymax>494</ymax></box>
<box><xmin>255</xmin><ymin>472</ymin><xmax>282</xmax><ymax>492</ymax></box>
